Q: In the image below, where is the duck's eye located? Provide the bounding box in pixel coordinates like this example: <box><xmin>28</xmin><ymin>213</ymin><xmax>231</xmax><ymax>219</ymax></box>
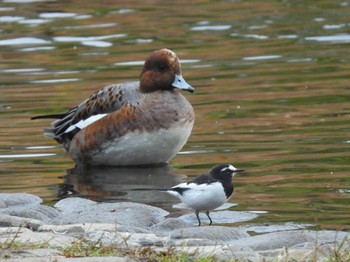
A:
<box><xmin>158</xmin><ymin>63</ymin><xmax>167</xmax><ymax>71</ymax></box>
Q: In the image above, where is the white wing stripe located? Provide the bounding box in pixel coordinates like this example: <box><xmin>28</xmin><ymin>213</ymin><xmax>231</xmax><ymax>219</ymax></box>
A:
<box><xmin>64</xmin><ymin>113</ymin><xmax>108</xmax><ymax>133</ymax></box>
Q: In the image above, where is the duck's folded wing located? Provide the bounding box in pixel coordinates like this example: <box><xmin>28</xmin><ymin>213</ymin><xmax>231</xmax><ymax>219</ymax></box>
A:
<box><xmin>32</xmin><ymin>81</ymin><xmax>140</xmax><ymax>140</ymax></box>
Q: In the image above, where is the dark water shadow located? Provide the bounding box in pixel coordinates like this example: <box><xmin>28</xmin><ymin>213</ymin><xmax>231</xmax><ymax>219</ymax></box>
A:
<box><xmin>58</xmin><ymin>164</ymin><xmax>186</xmax><ymax>207</ymax></box>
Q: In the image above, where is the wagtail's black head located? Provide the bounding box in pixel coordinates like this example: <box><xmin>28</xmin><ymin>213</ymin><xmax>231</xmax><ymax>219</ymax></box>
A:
<box><xmin>210</xmin><ymin>164</ymin><xmax>244</xmax><ymax>181</ymax></box>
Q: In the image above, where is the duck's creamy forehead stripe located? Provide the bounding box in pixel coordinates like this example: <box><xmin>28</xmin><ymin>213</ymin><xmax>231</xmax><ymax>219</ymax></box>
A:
<box><xmin>166</xmin><ymin>49</ymin><xmax>177</xmax><ymax>62</ymax></box>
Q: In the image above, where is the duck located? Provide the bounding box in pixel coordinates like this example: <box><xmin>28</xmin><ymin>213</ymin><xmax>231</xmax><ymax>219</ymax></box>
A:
<box><xmin>32</xmin><ymin>49</ymin><xmax>195</xmax><ymax>166</ymax></box>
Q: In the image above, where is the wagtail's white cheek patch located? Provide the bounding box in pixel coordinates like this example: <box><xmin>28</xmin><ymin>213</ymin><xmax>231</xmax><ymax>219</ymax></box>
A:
<box><xmin>220</xmin><ymin>164</ymin><xmax>236</xmax><ymax>172</ymax></box>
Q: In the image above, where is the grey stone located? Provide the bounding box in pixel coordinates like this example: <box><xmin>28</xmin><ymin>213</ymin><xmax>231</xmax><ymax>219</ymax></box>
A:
<box><xmin>84</xmin><ymin>231</ymin><xmax>165</xmax><ymax>248</ymax></box>
<box><xmin>227</xmin><ymin>244</ymin><xmax>254</xmax><ymax>253</ymax></box>
<box><xmin>0</xmin><ymin>200</ymin><xmax>6</xmax><ymax>208</ymax></box>
<box><xmin>114</xmin><ymin>225</ymin><xmax>150</xmax><ymax>234</ymax></box>
<box><xmin>227</xmin><ymin>230</ymin><xmax>350</xmax><ymax>251</ymax></box>
<box><xmin>84</xmin><ymin>231</ymin><xmax>122</xmax><ymax>247</ymax></box>
<box><xmin>39</xmin><ymin>223</ymin><xmax>118</xmax><ymax>234</ymax></box>
<box><xmin>0</xmin><ymin>193</ymin><xmax>60</xmax><ymax>225</ymax></box>
<box><xmin>127</xmin><ymin>232</ymin><xmax>165</xmax><ymax>247</ymax></box>
<box><xmin>0</xmin><ymin>193</ymin><xmax>42</xmax><ymax>207</ymax></box>
<box><xmin>0</xmin><ymin>214</ymin><xmax>44</xmax><ymax>230</ymax></box>
<box><xmin>1</xmin><ymin>194</ymin><xmax>348</xmax><ymax>262</ymax></box>
<box><xmin>10</xmin><ymin>248</ymin><xmax>62</xmax><ymax>258</ymax></box>
<box><xmin>0</xmin><ymin>204</ymin><xmax>62</xmax><ymax>224</ymax></box>
<box><xmin>54</xmin><ymin>197</ymin><xmax>96</xmax><ymax>213</ymax></box>
<box><xmin>151</xmin><ymin>217</ymin><xmax>190</xmax><ymax>235</ymax></box>
<box><xmin>2</xmin><ymin>258</ymin><xmax>133</xmax><ymax>262</ymax></box>
<box><xmin>169</xmin><ymin>226</ymin><xmax>250</xmax><ymax>241</ymax></box>
<box><xmin>38</xmin><ymin>223</ymin><xmax>152</xmax><ymax>240</ymax></box>
<box><xmin>178</xmin><ymin>210</ymin><xmax>258</xmax><ymax>225</ymax></box>
<box><xmin>240</xmin><ymin>222</ymin><xmax>312</xmax><ymax>234</ymax></box>
<box><xmin>0</xmin><ymin>227</ymin><xmax>76</xmax><ymax>248</ymax></box>
<box><xmin>228</xmin><ymin>251</ymin><xmax>261</xmax><ymax>262</ymax></box>
<box><xmin>169</xmin><ymin>238</ymin><xmax>220</xmax><ymax>246</ymax></box>
<box><xmin>172</xmin><ymin>245</ymin><xmax>236</xmax><ymax>261</ymax></box>
<box><xmin>52</xmin><ymin>197</ymin><xmax>168</xmax><ymax>227</ymax></box>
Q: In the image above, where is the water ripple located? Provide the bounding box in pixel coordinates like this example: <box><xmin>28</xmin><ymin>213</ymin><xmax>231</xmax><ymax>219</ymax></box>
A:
<box><xmin>0</xmin><ymin>37</ymin><xmax>51</xmax><ymax>46</ymax></box>
<box><xmin>39</xmin><ymin>12</ymin><xmax>78</xmax><ymax>19</ymax></box>
<box><xmin>30</xmin><ymin>78</ymin><xmax>81</xmax><ymax>84</ymax></box>
<box><xmin>0</xmin><ymin>16</ymin><xmax>25</xmax><ymax>23</ymax></box>
<box><xmin>0</xmin><ymin>153</ymin><xmax>56</xmax><ymax>159</ymax></box>
<box><xmin>191</xmin><ymin>25</ymin><xmax>232</xmax><ymax>31</ymax></box>
<box><xmin>242</xmin><ymin>55</ymin><xmax>282</xmax><ymax>61</ymax></box>
<box><xmin>305</xmin><ymin>34</ymin><xmax>350</xmax><ymax>43</ymax></box>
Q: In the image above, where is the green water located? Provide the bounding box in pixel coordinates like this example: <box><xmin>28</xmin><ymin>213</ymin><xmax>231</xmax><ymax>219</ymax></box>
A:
<box><xmin>1</xmin><ymin>0</ymin><xmax>349</xmax><ymax>231</ymax></box>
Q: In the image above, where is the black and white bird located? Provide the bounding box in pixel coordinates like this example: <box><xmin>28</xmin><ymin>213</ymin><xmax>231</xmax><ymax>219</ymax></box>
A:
<box><xmin>134</xmin><ymin>164</ymin><xmax>244</xmax><ymax>226</ymax></box>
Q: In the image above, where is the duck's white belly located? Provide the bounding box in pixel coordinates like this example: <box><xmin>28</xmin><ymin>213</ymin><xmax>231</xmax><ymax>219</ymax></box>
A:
<box><xmin>88</xmin><ymin>124</ymin><xmax>192</xmax><ymax>166</ymax></box>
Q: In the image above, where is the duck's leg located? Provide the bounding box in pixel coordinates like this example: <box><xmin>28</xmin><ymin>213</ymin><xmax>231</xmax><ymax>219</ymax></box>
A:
<box><xmin>195</xmin><ymin>210</ymin><xmax>201</xmax><ymax>226</ymax></box>
<box><xmin>205</xmin><ymin>210</ymin><xmax>212</xmax><ymax>226</ymax></box>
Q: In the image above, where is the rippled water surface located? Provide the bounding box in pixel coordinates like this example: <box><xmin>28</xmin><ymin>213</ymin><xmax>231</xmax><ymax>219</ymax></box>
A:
<box><xmin>1</xmin><ymin>0</ymin><xmax>349</xmax><ymax>231</ymax></box>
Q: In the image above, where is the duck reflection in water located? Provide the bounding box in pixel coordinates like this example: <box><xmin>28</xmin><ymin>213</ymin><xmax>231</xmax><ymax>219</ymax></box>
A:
<box><xmin>59</xmin><ymin>164</ymin><xmax>185</xmax><ymax>207</ymax></box>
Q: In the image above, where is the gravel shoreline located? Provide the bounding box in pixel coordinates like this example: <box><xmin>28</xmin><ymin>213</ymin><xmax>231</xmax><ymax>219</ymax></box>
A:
<box><xmin>0</xmin><ymin>193</ymin><xmax>349</xmax><ymax>261</ymax></box>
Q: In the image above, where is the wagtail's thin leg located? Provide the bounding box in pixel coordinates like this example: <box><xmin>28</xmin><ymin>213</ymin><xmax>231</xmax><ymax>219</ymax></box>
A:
<box><xmin>195</xmin><ymin>210</ymin><xmax>201</xmax><ymax>226</ymax></box>
<box><xmin>205</xmin><ymin>210</ymin><xmax>212</xmax><ymax>226</ymax></box>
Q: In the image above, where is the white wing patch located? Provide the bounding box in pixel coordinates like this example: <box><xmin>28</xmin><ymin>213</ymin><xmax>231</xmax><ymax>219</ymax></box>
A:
<box><xmin>64</xmin><ymin>113</ymin><xmax>108</xmax><ymax>133</ymax></box>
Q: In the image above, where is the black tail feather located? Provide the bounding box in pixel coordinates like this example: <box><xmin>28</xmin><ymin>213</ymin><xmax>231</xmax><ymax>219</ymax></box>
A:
<box><xmin>31</xmin><ymin>114</ymin><xmax>66</xmax><ymax>120</ymax></box>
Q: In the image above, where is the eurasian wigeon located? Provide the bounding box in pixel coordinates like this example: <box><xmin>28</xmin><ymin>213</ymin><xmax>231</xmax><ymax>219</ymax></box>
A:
<box><xmin>32</xmin><ymin>49</ymin><xmax>195</xmax><ymax>166</ymax></box>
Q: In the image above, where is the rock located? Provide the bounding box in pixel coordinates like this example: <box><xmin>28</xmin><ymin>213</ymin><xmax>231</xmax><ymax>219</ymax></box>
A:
<box><xmin>173</xmin><ymin>244</ymin><xmax>237</xmax><ymax>261</ymax></box>
<box><xmin>39</xmin><ymin>223</ymin><xmax>116</xmax><ymax>234</ymax></box>
<box><xmin>151</xmin><ymin>217</ymin><xmax>190</xmax><ymax>235</ymax></box>
<box><xmin>0</xmin><ymin>200</ymin><xmax>6</xmax><ymax>208</ymax></box>
<box><xmin>178</xmin><ymin>210</ymin><xmax>258</xmax><ymax>225</ymax></box>
<box><xmin>0</xmin><ymin>214</ymin><xmax>44</xmax><ymax>230</ymax></box>
<box><xmin>0</xmin><ymin>193</ymin><xmax>62</xmax><ymax>224</ymax></box>
<box><xmin>52</xmin><ymin>197</ymin><xmax>168</xmax><ymax>227</ymax></box>
<box><xmin>0</xmin><ymin>227</ymin><xmax>76</xmax><ymax>248</ymax></box>
<box><xmin>0</xmin><ymin>193</ymin><xmax>42</xmax><ymax>207</ymax></box>
<box><xmin>227</xmin><ymin>230</ymin><xmax>350</xmax><ymax>251</ymax></box>
<box><xmin>1</xmin><ymin>193</ymin><xmax>349</xmax><ymax>262</ymax></box>
<box><xmin>39</xmin><ymin>223</ymin><xmax>149</xmax><ymax>237</ymax></box>
<box><xmin>83</xmin><ymin>231</ymin><xmax>165</xmax><ymax>249</ymax></box>
<box><xmin>0</xmin><ymin>205</ymin><xmax>61</xmax><ymax>224</ymax></box>
<box><xmin>54</xmin><ymin>197</ymin><xmax>95</xmax><ymax>214</ymax></box>
<box><xmin>84</xmin><ymin>231</ymin><xmax>124</xmax><ymax>247</ymax></box>
<box><xmin>10</xmin><ymin>248</ymin><xmax>62</xmax><ymax>258</ymax></box>
<box><xmin>169</xmin><ymin>226</ymin><xmax>250</xmax><ymax>241</ymax></box>
<box><xmin>170</xmin><ymin>238</ymin><xmax>220</xmax><ymax>247</ymax></box>
<box><xmin>0</xmin><ymin>193</ymin><xmax>61</xmax><ymax>224</ymax></box>
<box><xmin>240</xmin><ymin>222</ymin><xmax>313</xmax><ymax>234</ymax></box>
<box><xmin>113</xmin><ymin>225</ymin><xmax>150</xmax><ymax>234</ymax></box>
<box><xmin>1</xmin><ymin>257</ymin><xmax>133</xmax><ymax>262</ymax></box>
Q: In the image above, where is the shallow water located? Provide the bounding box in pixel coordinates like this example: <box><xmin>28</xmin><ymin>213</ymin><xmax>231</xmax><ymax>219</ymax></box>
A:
<box><xmin>1</xmin><ymin>0</ymin><xmax>349</xmax><ymax>231</ymax></box>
